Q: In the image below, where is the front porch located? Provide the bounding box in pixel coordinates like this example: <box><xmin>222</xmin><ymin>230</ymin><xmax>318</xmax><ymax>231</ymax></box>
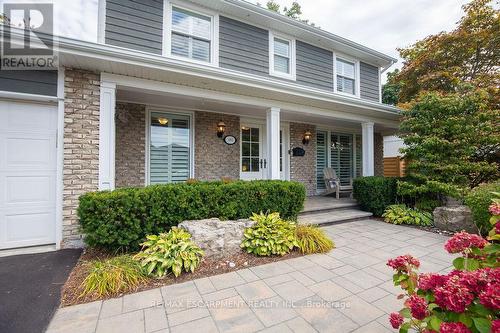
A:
<box><xmin>61</xmin><ymin>69</ymin><xmax>398</xmax><ymax>247</ymax></box>
<box><xmin>100</xmin><ymin>74</ymin><xmax>390</xmax><ymax>196</ymax></box>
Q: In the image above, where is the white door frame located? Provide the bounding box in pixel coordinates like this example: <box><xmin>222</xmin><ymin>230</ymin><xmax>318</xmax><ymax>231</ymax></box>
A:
<box><xmin>239</xmin><ymin>117</ymin><xmax>290</xmax><ymax>181</ymax></box>
<box><xmin>240</xmin><ymin>121</ymin><xmax>265</xmax><ymax>180</ymax></box>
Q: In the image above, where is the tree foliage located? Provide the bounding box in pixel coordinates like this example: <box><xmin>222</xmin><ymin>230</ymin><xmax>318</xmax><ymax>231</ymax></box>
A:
<box><xmin>398</xmin><ymin>88</ymin><xmax>499</xmax><ymax>198</ymax></box>
<box><xmin>382</xmin><ymin>69</ymin><xmax>401</xmax><ymax>105</ymax></box>
<box><xmin>395</xmin><ymin>0</ymin><xmax>500</xmax><ymax>108</ymax></box>
<box><xmin>261</xmin><ymin>1</ymin><xmax>315</xmax><ymax>26</ymax></box>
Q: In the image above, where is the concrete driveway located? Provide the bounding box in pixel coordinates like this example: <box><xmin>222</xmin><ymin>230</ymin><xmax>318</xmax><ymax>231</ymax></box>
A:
<box><xmin>46</xmin><ymin>220</ymin><xmax>453</xmax><ymax>333</ymax></box>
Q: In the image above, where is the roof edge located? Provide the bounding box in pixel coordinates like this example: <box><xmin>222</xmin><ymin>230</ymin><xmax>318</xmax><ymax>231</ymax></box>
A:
<box><xmin>223</xmin><ymin>0</ymin><xmax>398</xmax><ymax>67</ymax></box>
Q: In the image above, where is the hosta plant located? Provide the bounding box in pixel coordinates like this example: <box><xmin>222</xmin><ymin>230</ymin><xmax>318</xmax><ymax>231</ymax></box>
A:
<box><xmin>241</xmin><ymin>212</ymin><xmax>298</xmax><ymax>256</ymax></box>
<box><xmin>134</xmin><ymin>228</ymin><xmax>204</xmax><ymax>278</ymax></box>
<box><xmin>387</xmin><ymin>202</ymin><xmax>499</xmax><ymax>333</ymax></box>
<box><xmin>382</xmin><ymin>204</ymin><xmax>433</xmax><ymax>226</ymax></box>
<box><xmin>295</xmin><ymin>225</ymin><xmax>334</xmax><ymax>254</ymax></box>
<box><xmin>81</xmin><ymin>255</ymin><xmax>145</xmax><ymax>297</ymax></box>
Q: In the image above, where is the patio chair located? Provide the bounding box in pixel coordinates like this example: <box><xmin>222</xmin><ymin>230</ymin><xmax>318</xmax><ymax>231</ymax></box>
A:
<box><xmin>322</xmin><ymin>167</ymin><xmax>353</xmax><ymax>199</ymax></box>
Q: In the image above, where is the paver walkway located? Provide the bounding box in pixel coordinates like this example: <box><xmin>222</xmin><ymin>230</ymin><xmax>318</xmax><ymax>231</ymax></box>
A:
<box><xmin>46</xmin><ymin>219</ymin><xmax>455</xmax><ymax>333</ymax></box>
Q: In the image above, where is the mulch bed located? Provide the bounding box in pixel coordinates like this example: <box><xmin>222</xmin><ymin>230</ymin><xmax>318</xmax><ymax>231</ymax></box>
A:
<box><xmin>61</xmin><ymin>248</ymin><xmax>303</xmax><ymax>307</ymax></box>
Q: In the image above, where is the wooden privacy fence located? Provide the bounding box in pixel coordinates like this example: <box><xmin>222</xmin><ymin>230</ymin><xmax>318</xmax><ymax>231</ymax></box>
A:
<box><xmin>383</xmin><ymin>157</ymin><xmax>406</xmax><ymax>177</ymax></box>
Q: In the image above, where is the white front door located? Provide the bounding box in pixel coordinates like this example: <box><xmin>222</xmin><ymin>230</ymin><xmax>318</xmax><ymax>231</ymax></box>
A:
<box><xmin>0</xmin><ymin>100</ymin><xmax>57</xmax><ymax>249</ymax></box>
<box><xmin>240</xmin><ymin>122</ymin><xmax>289</xmax><ymax>181</ymax></box>
<box><xmin>240</xmin><ymin>124</ymin><xmax>266</xmax><ymax>180</ymax></box>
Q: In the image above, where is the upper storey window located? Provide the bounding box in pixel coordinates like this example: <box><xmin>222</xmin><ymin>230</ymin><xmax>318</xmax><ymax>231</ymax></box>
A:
<box><xmin>165</xmin><ymin>3</ymin><xmax>218</xmax><ymax>66</ymax></box>
<box><xmin>171</xmin><ymin>8</ymin><xmax>211</xmax><ymax>62</ymax></box>
<box><xmin>269</xmin><ymin>32</ymin><xmax>296</xmax><ymax>80</ymax></box>
<box><xmin>335</xmin><ymin>58</ymin><xmax>357</xmax><ymax>95</ymax></box>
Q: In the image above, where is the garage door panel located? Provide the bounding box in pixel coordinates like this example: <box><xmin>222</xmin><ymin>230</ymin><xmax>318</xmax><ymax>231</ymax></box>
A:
<box><xmin>1</xmin><ymin>211</ymin><xmax>55</xmax><ymax>249</ymax></box>
<box><xmin>0</xmin><ymin>100</ymin><xmax>57</xmax><ymax>250</ymax></box>
<box><xmin>5</xmin><ymin>175</ymin><xmax>53</xmax><ymax>205</ymax></box>
<box><xmin>1</xmin><ymin>102</ymin><xmax>56</xmax><ymax>131</ymax></box>
<box><xmin>4</xmin><ymin>135</ymin><xmax>56</xmax><ymax>169</ymax></box>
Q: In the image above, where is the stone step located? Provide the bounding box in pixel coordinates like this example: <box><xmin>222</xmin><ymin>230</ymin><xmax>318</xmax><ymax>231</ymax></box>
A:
<box><xmin>298</xmin><ymin>209</ymin><xmax>373</xmax><ymax>226</ymax></box>
<box><xmin>300</xmin><ymin>201</ymin><xmax>359</xmax><ymax>216</ymax></box>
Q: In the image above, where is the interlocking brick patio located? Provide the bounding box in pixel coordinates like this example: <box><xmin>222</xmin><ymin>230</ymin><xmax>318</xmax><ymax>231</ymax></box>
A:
<box><xmin>46</xmin><ymin>219</ymin><xmax>454</xmax><ymax>333</ymax></box>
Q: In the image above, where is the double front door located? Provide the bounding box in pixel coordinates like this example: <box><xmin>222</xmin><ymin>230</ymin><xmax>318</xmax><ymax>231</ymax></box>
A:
<box><xmin>240</xmin><ymin>122</ymin><xmax>287</xmax><ymax>180</ymax></box>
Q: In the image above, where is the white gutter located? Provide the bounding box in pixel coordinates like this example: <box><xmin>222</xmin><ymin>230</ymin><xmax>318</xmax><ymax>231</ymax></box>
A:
<box><xmin>60</xmin><ymin>37</ymin><xmax>399</xmax><ymax>114</ymax></box>
<box><xmin>6</xmin><ymin>29</ymin><xmax>400</xmax><ymax>115</ymax></box>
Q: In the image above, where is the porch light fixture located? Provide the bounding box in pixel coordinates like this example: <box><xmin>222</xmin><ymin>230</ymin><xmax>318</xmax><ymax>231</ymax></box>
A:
<box><xmin>302</xmin><ymin>130</ymin><xmax>312</xmax><ymax>145</ymax></box>
<box><xmin>217</xmin><ymin>121</ymin><xmax>226</xmax><ymax>138</ymax></box>
<box><xmin>158</xmin><ymin>117</ymin><xmax>168</xmax><ymax>125</ymax></box>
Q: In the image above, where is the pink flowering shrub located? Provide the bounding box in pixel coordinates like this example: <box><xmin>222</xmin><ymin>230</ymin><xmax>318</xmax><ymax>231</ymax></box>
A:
<box><xmin>387</xmin><ymin>197</ymin><xmax>499</xmax><ymax>332</ymax></box>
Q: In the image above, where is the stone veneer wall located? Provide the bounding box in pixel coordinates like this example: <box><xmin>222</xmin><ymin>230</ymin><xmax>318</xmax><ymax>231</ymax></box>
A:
<box><xmin>115</xmin><ymin>102</ymin><xmax>146</xmax><ymax>188</ymax></box>
<box><xmin>374</xmin><ymin>133</ymin><xmax>384</xmax><ymax>177</ymax></box>
<box><xmin>195</xmin><ymin>111</ymin><xmax>240</xmax><ymax>180</ymax></box>
<box><xmin>62</xmin><ymin>68</ymin><xmax>100</xmax><ymax>247</ymax></box>
<box><xmin>289</xmin><ymin>123</ymin><xmax>316</xmax><ymax>196</ymax></box>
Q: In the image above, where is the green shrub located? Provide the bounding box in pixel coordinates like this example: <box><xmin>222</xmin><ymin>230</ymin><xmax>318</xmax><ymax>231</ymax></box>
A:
<box><xmin>241</xmin><ymin>212</ymin><xmax>298</xmax><ymax>256</ymax></box>
<box><xmin>134</xmin><ymin>228</ymin><xmax>204</xmax><ymax>278</ymax></box>
<box><xmin>382</xmin><ymin>204</ymin><xmax>433</xmax><ymax>226</ymax></box>
<box><xmin>353</xmin><ymin>176</ymin><xmax>398</xmax><ymax>216</ymax></box>
<box><xmin>295</xmin><ymin>225</ymin><xmax>334</xmax><ymax>254</ymax></box>
<box><xmin>78</xmin><ymin>180</ymin><xmax>305</xmax><ymax>251</ymax></box>
<box><xmin>81</xmin><ymin>255</ymin><xmax>145</xmax><ymax>297</ymax></box>
<box><xmin>464</xmin><ymin>181</ymin><xmax>500</xmax><ymax>235</ymax></box>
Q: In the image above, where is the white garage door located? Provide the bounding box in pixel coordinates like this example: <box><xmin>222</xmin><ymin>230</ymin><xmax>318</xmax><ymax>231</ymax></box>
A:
<box><xmin>0</xmin><ymin>100</ymin><xmax>57</xmax><ymax>249</ymax></box>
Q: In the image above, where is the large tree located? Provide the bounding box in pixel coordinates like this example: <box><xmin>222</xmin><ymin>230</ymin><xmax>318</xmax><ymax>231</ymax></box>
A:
<box><xmin>398</xmin><ymin>87</ymin><xmax>499</xmax><ymax>200</ymax></box>
<box><xmin>395</xmin><ymin>0</ymin><xmax>499</xmax><ymax>108</ymax></box>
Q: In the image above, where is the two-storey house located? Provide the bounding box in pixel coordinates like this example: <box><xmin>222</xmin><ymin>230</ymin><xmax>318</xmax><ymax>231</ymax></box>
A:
<box><xmin>0</xmin><ymin>0</ymin><xmax>398</xmax><ymax>250</ymax></box>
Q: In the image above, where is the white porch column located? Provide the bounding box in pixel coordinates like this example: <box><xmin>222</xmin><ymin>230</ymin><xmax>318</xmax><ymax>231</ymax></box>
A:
<box><xmin>99</xmin><ymin>81</ymin><xmax>116</xmax><ymax>190</ymax></box>
<box><xmin>362</xmin><ymin>122</ymin><xmax>375</xmax><ymax>176</ymax></box>
<box><xmin>266</xmin><ymin>107</ymin><xmax>281</xmax><ymax>179</ymax></box>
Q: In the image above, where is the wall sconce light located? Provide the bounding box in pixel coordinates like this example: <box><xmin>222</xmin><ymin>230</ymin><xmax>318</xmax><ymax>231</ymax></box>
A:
<box><xmin>217</xmin><ymin>121</ymin><xmax>226</xmax><ymax>138</ymax></box>
<box><xmin>158</xmin><ymin>117</ymin><xmax>168</xmax><ymax>125</ymax></box>
<box><xmin>302</xmin><ymin>130</ymin><xmax>312</xmax><ymax>145</ymax></box>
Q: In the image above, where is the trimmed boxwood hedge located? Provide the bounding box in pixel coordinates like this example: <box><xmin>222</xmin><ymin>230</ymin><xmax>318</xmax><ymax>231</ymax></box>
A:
<box><xmin>353</xmin><ymin>176</ymin><xmax>399</xmax><ymax>216</ymax></box>
<box><xmin>78</xmin><ymin>180</ymin><xmax>306</xmax><ymax>251</ymax></box>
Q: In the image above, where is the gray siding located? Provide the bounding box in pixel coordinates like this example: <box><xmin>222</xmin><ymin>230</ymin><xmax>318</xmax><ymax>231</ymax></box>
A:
<box><xmin>360</xmin><ymin>62</ymin><xmax>380</xmax><ymax>102</ymax></box>
<box><xmin>0</xmin><ymin>70</ymin><xmax>57</xmax><ymax>96</ymax></box>
<box><xmin>105</xmin><ymin>0</ymin><xmax>163</xmax><ymax>54</ymax></box>
<box><xmin>296</xmin><ymin>41</ymin><xmax>333</xmax><ymax>91</ymax></box>
<box><xmin>219</xmin><ymin>16</ymin><xmax>269</xmax><ymax>76</ymax></box>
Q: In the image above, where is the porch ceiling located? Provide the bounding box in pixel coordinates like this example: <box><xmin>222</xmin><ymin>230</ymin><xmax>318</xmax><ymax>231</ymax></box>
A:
<box><xmin>116</xmin><ymin>88</ymin><xmax>397</xmax><ymax>134</ymax></box>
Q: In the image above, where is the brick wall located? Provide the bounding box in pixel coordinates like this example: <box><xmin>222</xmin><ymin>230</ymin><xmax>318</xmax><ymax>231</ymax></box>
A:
<box><xmin>194</xmin><ymin>111</ymin><xmax>240</xmax><ymax>180</ymax></box>
<box><xmin>62</xmin><ymin>68</ymin><xmax>100</xmax><ymax>248</ymax></box>
<box><xmin>289</xmin><ymin>123</ymin><xmax>316</xmax><ymax>196</ymax></box>
<box><xmin>115</xmin><ymin>102</ymin><xmax>146</xmax><ymax>187</ymax></box>
<box><xmin>375</xmin><ymin>133</ymin><xmax>384</xmax><ymax>176</ymax></box>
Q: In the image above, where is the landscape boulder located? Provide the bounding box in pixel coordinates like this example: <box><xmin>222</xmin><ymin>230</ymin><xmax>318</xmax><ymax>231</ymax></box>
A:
<box><xmin>433</xmin><ymin>205</ymin><xmax>477</xmax><ymax>234</ymax></box>
<box><xmin>179</xmin><ymin>218</ymin><xmax>255</xmax><ymax>258</ymax></box>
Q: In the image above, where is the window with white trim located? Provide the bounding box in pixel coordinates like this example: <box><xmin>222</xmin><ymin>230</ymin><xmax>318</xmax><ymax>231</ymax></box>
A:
<box><xmin>170</xmin><ymin>7</ymin><xmax>212</xmax><ymax>63</ymax></box>
<box><xmin>336</xmin><ymin>58</ymin><xmax>356</xmax><ymax>95</ymax></box>
<box><xmin>149</xmin><ymin>112</ymin><xmax>191</xmax><ymax>184</ymax></box>
<box><xmin>269</xmin><ymin>33</ymin><xmax>295</xmax><ymax>79</ymax></box>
